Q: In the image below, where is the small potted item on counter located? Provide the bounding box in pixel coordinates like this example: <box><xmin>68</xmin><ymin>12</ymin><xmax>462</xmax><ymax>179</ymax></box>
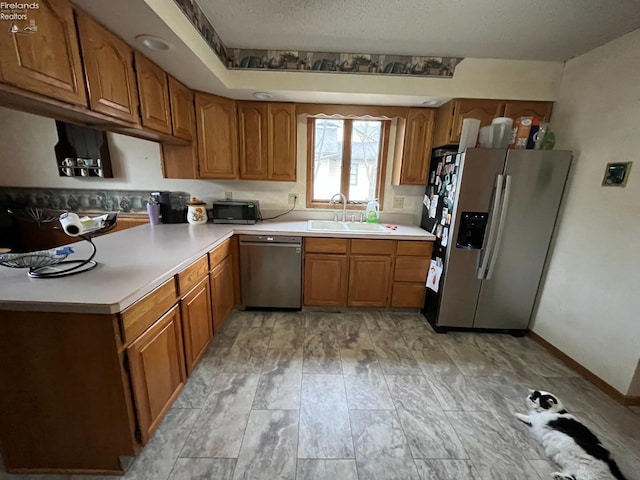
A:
<box><xmin>187</xmin><ymin>197</ymin><xmax>207</xmax><ymax>225</ymax></box>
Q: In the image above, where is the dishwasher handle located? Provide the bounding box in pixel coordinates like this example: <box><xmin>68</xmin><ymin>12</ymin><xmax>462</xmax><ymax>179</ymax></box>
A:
<box><xmin>239</xmin><ymin>242</ymin><xmax>301</xmax><ymax>249</ymax></box>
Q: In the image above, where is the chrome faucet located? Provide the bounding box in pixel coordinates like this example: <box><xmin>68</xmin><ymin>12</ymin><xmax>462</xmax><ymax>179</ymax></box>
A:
<box><xmin>329</xmin><ymin>192</ymin><xmax>347</xmax><ymax>222</ymax></box>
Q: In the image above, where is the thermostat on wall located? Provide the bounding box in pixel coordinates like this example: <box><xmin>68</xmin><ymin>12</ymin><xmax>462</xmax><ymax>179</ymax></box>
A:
<box><xmin>602</xmin><ymin>162</ymin><xmax>632</xmax><ymax>187</ymax></box>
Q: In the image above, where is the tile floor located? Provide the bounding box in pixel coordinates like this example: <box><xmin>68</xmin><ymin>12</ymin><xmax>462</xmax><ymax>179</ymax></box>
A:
<box><xmin>2</xmin><ymin>310</ymin><xmax>639</xmax><ymax>480</ymax></box>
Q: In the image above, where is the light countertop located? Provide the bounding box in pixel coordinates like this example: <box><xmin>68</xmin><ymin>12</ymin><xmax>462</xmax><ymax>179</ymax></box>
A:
<box><xmin>0</xmin><ymin>220</ymin><xmax>434</xmax><ymax>314</ymax></box>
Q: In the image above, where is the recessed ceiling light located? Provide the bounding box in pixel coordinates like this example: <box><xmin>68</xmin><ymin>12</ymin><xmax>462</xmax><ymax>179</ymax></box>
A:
<box><xmin>421</xmin><ymin>99</ymin><xmax>439</xmax><ymax>106</ymax></box>
<box><xmin>135</xmin><ymin>35</ymin><xmax>175</xmax><ymax>51</ymax></box>
<box><xmin>253</xmin><ymin>92</ymin><xmax>274</xmax><ymax>100</ymax></box>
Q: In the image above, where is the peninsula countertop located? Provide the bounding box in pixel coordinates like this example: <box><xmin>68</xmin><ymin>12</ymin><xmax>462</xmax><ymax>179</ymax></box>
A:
<box><xmin>0</xmin><ymin>220</ymin><xmax>435</xmax><ymax>314</ymax></box>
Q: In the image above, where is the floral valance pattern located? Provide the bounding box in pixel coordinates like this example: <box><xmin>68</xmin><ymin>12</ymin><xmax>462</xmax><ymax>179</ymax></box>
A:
<box><xmin>173</xmin><ymin>0</ymin><xmax>463</xmax><ymax>78</ymax></box>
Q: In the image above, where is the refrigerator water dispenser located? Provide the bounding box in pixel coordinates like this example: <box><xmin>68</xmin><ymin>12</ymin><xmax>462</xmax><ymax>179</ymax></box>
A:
<box><xmin>456</xmin><ymin>212</ymin><xmax>488</xmax><ymax>249</ymax></box>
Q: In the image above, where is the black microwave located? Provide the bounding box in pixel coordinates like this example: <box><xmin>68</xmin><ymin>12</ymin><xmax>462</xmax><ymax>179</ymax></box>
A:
<box><xmin>211</xmin><ymin>200</ymin><xmax>261</xmax><ymax>224</ymax></box>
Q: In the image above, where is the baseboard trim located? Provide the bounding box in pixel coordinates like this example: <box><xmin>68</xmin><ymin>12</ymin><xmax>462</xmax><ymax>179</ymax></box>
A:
<box><xmin>528</xmin><ymin>331</ymin><xmax>640</xmax><ymax>407</ymax></box>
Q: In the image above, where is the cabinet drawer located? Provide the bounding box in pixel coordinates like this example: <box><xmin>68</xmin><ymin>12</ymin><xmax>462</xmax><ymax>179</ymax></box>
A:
<box><xmin>394</xmin><ymin>257</ymin><xmax>430</xmax><ymax>283</ymax></box>
<box><xmin>304</xmin><ymin>237</ymin><xmax>348</xmax><ymax>254</ymax></box>
<box><xmin>350</xmin><ymin>239</ymin><xmax>395</xmax><ymax>255</ymax></box>
<box><xmin>396</xmin><ymin>241</ymin><xmax>433</xmax><ymax>257</ymax></box>
<box><xmin>391</xmin><ymin>283</ymin><xmax>426</xmax><ymax>308</ymax></box>
<box><xmin>208</xmin><ymin>237</ymin><xmax>232</xmax><ymax>269</ymax></box>
<box><xmin>120</xmin><ymin>278</ymin><xmax>178</xmax><ymax>343</ymax></box>
<box><xmin>177</xmin><ymin>256</ymin><xmax>209</xmax><ymax>295</ymax></box>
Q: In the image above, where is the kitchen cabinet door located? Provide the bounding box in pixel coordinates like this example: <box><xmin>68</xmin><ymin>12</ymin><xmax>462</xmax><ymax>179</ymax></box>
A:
<box><xmin>449</xmin><ymin>99</ymin><xmax>504</xmax><ymax>143</ymax></box>
<box><xmin>238</xmin><ymin>102</ymin><xmax>268</xmax><ymax>179</ymax></box>
<box><xmin>210</xmin><ymin>256</ymin><xmax>234</xmax><ymax>333</ymax></box>
<box><xmin>303</xmin><ymin>254</ymin><xmax>348</xmax><ymax>307</ymax></box>
<box><xmin>168</xmin><ymin>76</ymin><xmax>195</xmax><ymax>141</ymax></box>
<box><xmin>76</xmin><ymin>12</ymin><xmax>139</xmax><ymax>124</ymax></box>
<box><xmin>134</xmin><ymin>52</ymin><xmax>171</xmax><ymax>134</ymax></box>
<box><xmin>196</xmin><ymin>92</ymin><xmax>239</xmax><ymax>179</ymax></box>
<box><xmin>180</xmin><ymin>276</ymin><xmax>213</xmax><ymax>375</ymax></box>
<box><xmin>393</xmin><ymin>108</ymin><xmax>434</xmax><ymax>185</ymax></box>
<box><xmin>433</xmin><ymin>99</ymin><xmax>505</xmax><ymax>146</ymax></box>
<box><xmin>503</xmin><ymin>101</ymin><xmax>553</xmax><ymax>123</ymax></box>
<box><xmin>391</xmin><ymin>283</ymin><xmax>426</xmax><ymax>308</ymax></box>
<box><xmin>0</xmin><ymin>0</ymin><xmax>87</xmax><ymax>106</ymax></box>
<box><xmin>127</xmin><ymin>304</ymin><xmax>186</xmax><ymax>443</ymax></box>
<box><xmin>348</xmin><ymin>255</ymin><xmax>392</xmax><ymax>307</ymax></box>
<box><xmin>268</xmin><ymin>103</ymin><xmax>297</xmax><ymax>181</ymax></box>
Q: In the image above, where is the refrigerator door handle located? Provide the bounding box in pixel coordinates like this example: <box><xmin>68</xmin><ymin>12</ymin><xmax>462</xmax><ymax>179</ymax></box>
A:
<box><xmin>486</xmin><ymin>174</ymin><xmax>512</xmax><ymax>280</ymax></box>
<box><xmin>477</xmin><ymin>174</ymin><xmax>504</xmax><ymax>280</ymax></box>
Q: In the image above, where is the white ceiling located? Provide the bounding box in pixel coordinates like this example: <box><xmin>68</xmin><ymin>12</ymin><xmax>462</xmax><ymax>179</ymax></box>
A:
<box><xmin>197</xmin><ymin>0</ymin><xmax>640</xmax><ymax>61</ymax></box>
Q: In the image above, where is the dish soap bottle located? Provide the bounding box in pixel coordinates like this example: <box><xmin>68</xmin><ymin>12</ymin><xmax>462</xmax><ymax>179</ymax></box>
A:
<box><xmin>365</xmin><ymin>199</ymin><xmax>379</xmax><ymax>223</ymax></box>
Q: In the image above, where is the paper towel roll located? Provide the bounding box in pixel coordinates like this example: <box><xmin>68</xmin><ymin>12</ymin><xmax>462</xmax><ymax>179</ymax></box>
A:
<box><xmin>458</xmin><ymin>118</ymin><xmax>481</xmax><ymax>153</ymax></box>
<box><xmin>60</xmin><ymin>212</ymin><xmax>83</xmax><ymax>236</ymax></box>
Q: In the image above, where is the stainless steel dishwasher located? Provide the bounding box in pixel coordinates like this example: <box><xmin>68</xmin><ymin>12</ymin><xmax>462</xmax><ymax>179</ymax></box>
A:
<box><xmin>239</xmin><ymin>235</ymin><xmax>302</xmax><ymax>309</ymax></box>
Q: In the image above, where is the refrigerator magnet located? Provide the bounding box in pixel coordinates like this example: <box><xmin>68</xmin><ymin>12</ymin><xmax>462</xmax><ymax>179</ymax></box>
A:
<box><xmin>441</xmin><ymin>208</ymin><xmax>448</xmax><ymax>225</ymax></box>
<box><xmin>444</xmin><ymin>173</ymin><xmax>451</xmax><ymax>185</ymax></box>
<box><xmin>446</xmin><ymin>213</ymin><xmax>452</xmax><ymax>225</ymax></box>
<box><xmin>436</xmin><ymin>163</ymin><xmax>442</xmax><ymax>176</ymax></box>
<box><xmin>441</xmin><ymin>227</ymin><xmax>449</xmax><ymax>247</ymax></box>
<box><xmin>423</xmin><ymin>195</ymin><xmax>431</xmax><ymax>209</ymax></box>
<box><xmin>429</xmin><ymin>195</ymin><xmax>439</xmax><ymax>218</ymax></box>
<box><xmin>435</xmin><ymin>224</ymin><xmax>443</xmax><ymax>238</ymax></box>
<box><xmin>427</xmin><ymin>260</ymin><xmax>443</xmax><ymax>293</ymax></box>
<box><xmin>430</xmin><ymin>171</ymin><xmax>435</xmax><ymax>183</ymax></box>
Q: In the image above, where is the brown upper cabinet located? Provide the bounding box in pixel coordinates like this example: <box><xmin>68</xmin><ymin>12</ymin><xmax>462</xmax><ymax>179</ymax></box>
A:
<box><xmin>238</xmin><ymin>102</ymin><xmax>269</xmax><ymax>179</ymax></box>
<box><xmin>0</xmin><ymin>0</ymin><xmax>87</xmax><ymax>106</ymax></box>
<box><xmin>433</xmin><ymin>98</ymin><xmax>554</xmax><ymax>147</ymax></box>
<box><xmin>168</xmin><ymin>77</ymin><xmax>195</xmax><ymax>142</ymax></box>
<box><xmin>134</xmin><ymin>52</ymin><xmax>171</xmax><ymax>135</ymax></box>
<box><xmin>503</xmin><ymin>101</ymin><xmax>553</xmax><ymax>123</ymax></box>
<box><xmin>238</xmin><ymin>102</ymin><xmax>297</xmax><ymax>181</ymax></box>
<box><xmin>76</xmin><ymin>11</ymin><xmax>139</xmax><ymax>124</ymax></box>
<box><xmin>392</xmin><ymin>108</ymin><xmax>435</xmax><ymax>185</ymax></box>
<box><xmin>433</xmin><ymin>99</ymin><xmax>504</xmax><ymax>147</ymax></box>
<box><xmin>196</xmin><ymin>93</ymin><xmax>239</xmax><ymax>179</ymax></box>
<box><xmin>267</xmin><ymin>103</ymin><xmax>297</xmax><ymax>181</ymax></box>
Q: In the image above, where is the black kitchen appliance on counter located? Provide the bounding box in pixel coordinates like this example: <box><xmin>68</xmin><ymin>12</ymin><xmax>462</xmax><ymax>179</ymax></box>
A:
<box><xmin>153</xmin><ymin>191</ymin><xmax>190</xmax><ymax>223</ymax></box>
<box><xmin>211</xmin><ymin>200</ymin><xmax>261</xmax><ymax>224</ymax></box>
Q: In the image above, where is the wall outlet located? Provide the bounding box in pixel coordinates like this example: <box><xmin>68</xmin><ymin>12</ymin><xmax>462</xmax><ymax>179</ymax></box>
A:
<box><xmin>224</xmin><ymin>191</ymin><xmax>233</xmax><ymax>200</ymax></box>
<box><xmin>288</xmin><ymin>193</ymin><xmax>298</xmax><ymax>205</ymax></box>
<box><xmin>393</xmin><ymin>196</ymin><xmax>405</xmax><ymax>209</ymax></box>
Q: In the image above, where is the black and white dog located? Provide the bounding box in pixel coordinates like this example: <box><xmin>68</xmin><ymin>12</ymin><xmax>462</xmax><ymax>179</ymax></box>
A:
<box><xmin>515</xmin><ymin>390</ymin><xmax>627</xmax><ymax>480</ymax></box>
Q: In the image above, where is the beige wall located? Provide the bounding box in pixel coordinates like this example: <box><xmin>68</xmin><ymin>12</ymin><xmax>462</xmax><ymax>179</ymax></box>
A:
<box><xmin>0</xmin><ymin>107</ymin><xmax>423</xmax><ymax>222</ymax></box>
<box><xmin>530</xmin><ymin>29</ymin><xmax>640</xmax><ymax>395</ymax></box>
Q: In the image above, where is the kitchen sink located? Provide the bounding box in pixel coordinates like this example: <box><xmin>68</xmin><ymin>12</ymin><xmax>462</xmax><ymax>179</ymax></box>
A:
<box><xmin>307</xmin><ymin>220</ymin><xmax>388</xmax><ymax>233</ymax></box>
<box><xmin>345</xmin><ymin>223</ymin><xmax>388</xmax><ymax>232</ymax></box>
<box><xmin>307</xmin><ymin>220</ymin><xmax>348</xmax><ymax>231</ymax></box>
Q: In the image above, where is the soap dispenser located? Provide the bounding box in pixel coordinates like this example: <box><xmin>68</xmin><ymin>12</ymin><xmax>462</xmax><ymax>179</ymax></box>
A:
<box><xmin>365</xmin><ymin>199</ymin><xmax>379</xmax><ymax>223</ymax></box>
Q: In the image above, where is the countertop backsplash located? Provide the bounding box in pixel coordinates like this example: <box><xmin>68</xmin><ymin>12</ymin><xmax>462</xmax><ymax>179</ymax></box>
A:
<box><xmin>0</xmin><ymin>187</ymin><xmax>154</xmax><ymax>215</ymax></box>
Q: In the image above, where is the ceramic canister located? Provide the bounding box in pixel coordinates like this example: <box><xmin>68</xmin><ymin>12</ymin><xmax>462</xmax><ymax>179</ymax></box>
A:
<box><xmin>187</xmin><ymin>198</ymin><xmax>207</xmax><ymax>225</ymax></box>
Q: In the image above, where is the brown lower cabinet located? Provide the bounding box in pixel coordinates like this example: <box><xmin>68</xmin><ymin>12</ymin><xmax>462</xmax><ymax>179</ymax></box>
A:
<box><xmin>303</xmin><ymin>238</ymin><xmax>433</xmax><ymax>308</ymax></box>
<box><xmin>126</xmin><ymin>304</ymin><xmax>186</xmax><ymax>444</ymax></box>
<box><xmin>348</xmin><ymin>255</ymin><xmax>392</xmax><ymax>307</ymax></box>
<box><xmin>180</xmin><ymin>276</ymin><xmax>213</xmax><ymax>375</ymax></box>
<box><xmin>303</xmin><ymin>253</ymin><xmax>348</xmax><ymax>306</ymax></box>
<box><xmin>210</xmin><ymin>255</ymin><xmax>234</xmax><ymax>333</ymax></box>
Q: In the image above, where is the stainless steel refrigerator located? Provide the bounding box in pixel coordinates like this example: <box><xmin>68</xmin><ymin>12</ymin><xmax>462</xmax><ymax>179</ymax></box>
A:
<box><xmin>421</xmin><ymin>148</ymin><xmax>572</xmax><ymax>333</ymax></box>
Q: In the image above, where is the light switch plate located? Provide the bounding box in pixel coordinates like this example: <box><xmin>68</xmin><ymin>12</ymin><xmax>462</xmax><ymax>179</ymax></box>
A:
<box><xmin>225</xmin><ymin>191</ymin><xmax>233</xmax><ymax>200</ymax></box>
<box><xmin>393</xmin><ymin>196</ymin><xmax>405</xmax><ymax>209</ymax></box>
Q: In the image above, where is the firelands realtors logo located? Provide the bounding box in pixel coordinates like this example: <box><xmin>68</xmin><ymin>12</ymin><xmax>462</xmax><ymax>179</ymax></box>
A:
<box><xmin>1</xmin><ymin>2</ymin><xmax>39</xmax><ymax>34</ymax></box>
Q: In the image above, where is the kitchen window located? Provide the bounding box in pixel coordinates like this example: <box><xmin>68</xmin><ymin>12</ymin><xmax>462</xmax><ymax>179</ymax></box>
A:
<box><xmin>306</xmin><ymin>117</ymin><xmax>390</xmax><ymax>208</ymax></box>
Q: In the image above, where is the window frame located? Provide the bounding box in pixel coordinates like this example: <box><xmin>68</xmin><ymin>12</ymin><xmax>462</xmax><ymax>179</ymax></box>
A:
<box><xmin>306</xmin><ymin>117</ymin><xmax>391</xmax><ymax>210</ymax></box>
